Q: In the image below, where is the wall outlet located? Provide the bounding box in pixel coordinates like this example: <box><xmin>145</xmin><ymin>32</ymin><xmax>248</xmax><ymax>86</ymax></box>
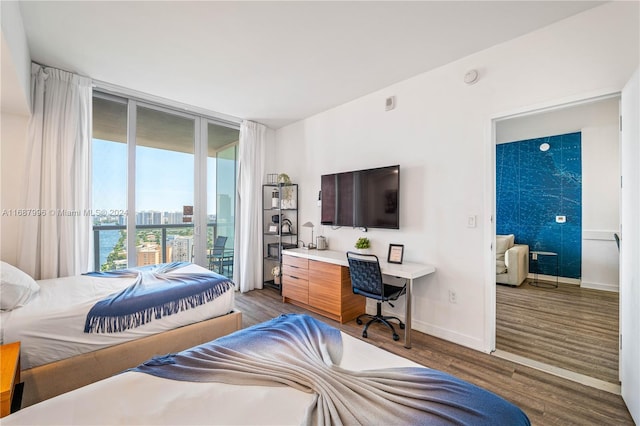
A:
<box><xmin>448</xmin><ymin>289</ymin><xmax>457</xmax><ymax>304</ymax></box>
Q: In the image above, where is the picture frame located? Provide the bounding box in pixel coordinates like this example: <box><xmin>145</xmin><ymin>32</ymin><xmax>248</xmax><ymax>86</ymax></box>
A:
<box><xmin>268</xmin><ymin>225</ymin><xmax>278</xmax><ymax>233</ymax></box>
<box><xmin>387</xmin><ymin>244</ymin><xmax>404</xmax><ymax>264</ymax></box>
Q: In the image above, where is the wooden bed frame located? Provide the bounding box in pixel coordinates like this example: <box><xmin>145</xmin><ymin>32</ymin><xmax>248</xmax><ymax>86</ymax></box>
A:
<box><xmin>20</xmin><ymin>310</ymin><xmax>242</xmax><ymax>408</ymax></box>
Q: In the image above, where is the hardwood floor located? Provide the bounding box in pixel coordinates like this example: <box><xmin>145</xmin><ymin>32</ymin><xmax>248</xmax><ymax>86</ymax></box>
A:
<box><xmin>496</xmin><ymin>279</ymin><xmax>619</xmax><ymax>384</ymax></box>
<box><xmin>235</xmin><ymin>287</ymin><xmax>633</xmax><ymax>425</ymax></box>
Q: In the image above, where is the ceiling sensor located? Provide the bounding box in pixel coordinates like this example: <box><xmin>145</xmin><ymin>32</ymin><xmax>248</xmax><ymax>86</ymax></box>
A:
<box><xmin>464</xmin><ymin>69</ymin><xmax>479</xmax><ymax>85</ymax></box>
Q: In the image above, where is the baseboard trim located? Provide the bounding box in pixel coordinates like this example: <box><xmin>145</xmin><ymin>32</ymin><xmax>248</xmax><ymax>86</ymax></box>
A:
<box><xmin>412</xmin><ymin>319</ymin><xmax>487</xmax><ymax>353</ymax></box>
<box><xmin>580</xmin><ymin>281</ymin><xmax>619</xmax><ymax>292</ymax></box>
<box><xmin>492</xmin><ymin>349</ymin><xmax>621</xmax><ymax>395</ymax></box>
<box><xmin>526</xmin><ymin>273</ymin><xmax>580</xmax><ymax>285</ymax></box>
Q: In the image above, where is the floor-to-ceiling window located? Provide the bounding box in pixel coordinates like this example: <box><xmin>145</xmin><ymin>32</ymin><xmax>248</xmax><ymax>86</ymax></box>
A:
<box><xmin>135</xmin><ymin>104</ymin><xmax>196</xmax><ymax>267</ymax></box>
<box><xmin>92</xmin><ymin>95</ymin><xmax>128</xmax><ymax>270</ymax></box>
<box><xmin>92</xmin><ymin>92</ymin><xmax>238</xmax><ymax>276</ymax></box>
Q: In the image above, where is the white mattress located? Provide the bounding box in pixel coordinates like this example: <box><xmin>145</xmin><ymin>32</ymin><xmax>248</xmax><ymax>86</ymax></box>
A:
<box><xmin>0</xmin><ymin>263</ymin><xmax>235</xmax><ymax>369</ymax></box>
<box><xmin>1</xmin><ymin>332</ymin><xmax>420</xmax><ymax>425</ymax></box>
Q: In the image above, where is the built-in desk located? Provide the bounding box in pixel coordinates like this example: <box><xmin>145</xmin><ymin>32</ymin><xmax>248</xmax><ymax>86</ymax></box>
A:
<box><xmin>282</xmin><ymin>248</ymin><xmax>436</xmax><ymax>348</ymax></box>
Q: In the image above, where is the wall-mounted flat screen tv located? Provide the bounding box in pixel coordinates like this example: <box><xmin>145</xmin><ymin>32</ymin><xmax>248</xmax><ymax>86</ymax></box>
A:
<box><xmin>321</xmin><ymin>165</ymin><xmax>399</xmax><ymax>230</ymax></box>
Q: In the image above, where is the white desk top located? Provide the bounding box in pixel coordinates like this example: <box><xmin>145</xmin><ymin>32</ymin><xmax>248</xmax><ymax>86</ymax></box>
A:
<box><xmin>282</xmin><ymin>248</ymin><xmax>436</xmax><ymax>280</ymax></box>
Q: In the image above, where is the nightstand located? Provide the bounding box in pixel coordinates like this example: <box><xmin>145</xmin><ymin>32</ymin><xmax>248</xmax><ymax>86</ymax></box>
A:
<box><xmin>1</xmin><ymin>342</ymin><xmax>21</xmax><ymax>417</ymax></box>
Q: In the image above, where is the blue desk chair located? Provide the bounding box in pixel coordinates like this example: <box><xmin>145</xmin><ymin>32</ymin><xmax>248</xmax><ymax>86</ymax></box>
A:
<box><xmin>346</xmin><ymin>251</ymin><xmax>406</xmax><ymax>341</ymax></box>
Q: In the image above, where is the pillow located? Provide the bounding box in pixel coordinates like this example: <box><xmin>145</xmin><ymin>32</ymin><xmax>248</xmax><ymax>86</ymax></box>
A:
<box><xmin>1</xmin><ymin>261</ymin><xmax>40</xmax><ymax>311</ymax></box>
<box><xmin>495</xmin><ymin>234</ymin><xmax>515</xmax><ymax>274</ymax></box>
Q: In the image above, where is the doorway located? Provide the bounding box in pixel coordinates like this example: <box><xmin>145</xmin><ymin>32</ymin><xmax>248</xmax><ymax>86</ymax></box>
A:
<box><xmin>492</xmin><ymin>95</ymin><xmax>621</xmax><ymax>389</ymax></box>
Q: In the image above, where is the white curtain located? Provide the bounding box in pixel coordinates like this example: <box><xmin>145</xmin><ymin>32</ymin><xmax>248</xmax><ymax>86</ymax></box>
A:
<box><xmin>16</xmin><ymin>63</ymin><xmax>93</xmax><ymax>280</ymax></box>
<box><xmin>233</xmin><ymin>120</ymin><xmax>266</xmax><ymax>293</ymax></box>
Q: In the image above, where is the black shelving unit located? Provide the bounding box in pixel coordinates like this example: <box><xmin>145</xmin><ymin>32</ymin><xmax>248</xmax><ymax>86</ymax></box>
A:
<box><xmin>262</xmin><ymin>183</ymin><xmax>298</xmax><ymax>292</ymax></box>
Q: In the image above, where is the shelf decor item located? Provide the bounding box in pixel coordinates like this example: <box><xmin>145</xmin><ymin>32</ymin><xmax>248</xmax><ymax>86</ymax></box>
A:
<box><xmin>278</xmin><ymin>173</ymin><xmax>296</xmax><ymax>209</ymax></box>
<box><xmin>271</xmin><ymin>265</ymin><xmax>281</xmax><ymax>285</ymax></box>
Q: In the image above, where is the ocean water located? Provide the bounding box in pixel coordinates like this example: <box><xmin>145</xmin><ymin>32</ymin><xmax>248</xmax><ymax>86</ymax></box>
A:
<box><xmin>99</xmin><ymin>229</ymin><xmax>122</xmax><ymax>268</ymax></box>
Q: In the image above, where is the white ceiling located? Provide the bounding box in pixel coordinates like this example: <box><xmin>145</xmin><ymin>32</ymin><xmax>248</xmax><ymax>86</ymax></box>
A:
<box><xmin>17</xmin><ymin>1</ymin><xmax>604</xmax><ymax>129</ymax></box>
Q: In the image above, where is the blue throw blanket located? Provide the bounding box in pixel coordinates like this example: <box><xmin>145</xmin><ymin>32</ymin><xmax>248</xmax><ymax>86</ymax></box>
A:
<box><xmin>84</xmin><ymin>262</ymin><xmax>234</xmax><ymax>333</ymax></box>
<box><xmin>133</xmin><ymin>314</ymin><xmax>531</xmax><ymax>425</ymax></box>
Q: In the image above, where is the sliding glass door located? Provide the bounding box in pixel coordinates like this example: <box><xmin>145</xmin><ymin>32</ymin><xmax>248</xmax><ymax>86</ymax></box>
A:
<box><xmin>204</xmin><ymin>122</ymin><xmax>239</xmax><ymax>276</ymax></box>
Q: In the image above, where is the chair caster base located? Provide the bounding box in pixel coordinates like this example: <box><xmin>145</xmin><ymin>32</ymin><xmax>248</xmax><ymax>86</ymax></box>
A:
<box><xmin>362</xmin><ymin>331</ymin><xmax>368</xmax><ymax>338</ymax></box>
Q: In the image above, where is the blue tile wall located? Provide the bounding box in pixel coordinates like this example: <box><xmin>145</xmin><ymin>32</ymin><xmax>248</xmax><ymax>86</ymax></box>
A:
<box><xmin>496</xmin><ymin>132</ymin><xmax>582</xmax><ymax>279</ymax></box>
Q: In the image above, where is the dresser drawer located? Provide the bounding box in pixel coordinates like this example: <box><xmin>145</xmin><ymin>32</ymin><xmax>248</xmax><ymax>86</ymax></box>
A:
<box><xmin>282</xmin><ymin>275</ymin><xmax>308</xmax><ymax>304</ymax></box>
<box><xmin>283</xmin><ymin>264</ymin><xmax>309</xmax><ymax>281</ymax></box>
<box><xmin>283</xmin><ymin>255</ymin><xmax>308</xmax><ymax>270</ymax></box>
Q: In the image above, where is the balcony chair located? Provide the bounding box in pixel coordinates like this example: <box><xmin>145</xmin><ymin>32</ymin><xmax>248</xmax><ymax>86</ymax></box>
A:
<box><xmin>209</xmin><ymin>236</ymin><xmax>233</xmax><ymax>277</ymax></box>
<box><xmin>346</xmin><ymin>251</ymin><xmax>406</xmax><ymax>341</ymax></box>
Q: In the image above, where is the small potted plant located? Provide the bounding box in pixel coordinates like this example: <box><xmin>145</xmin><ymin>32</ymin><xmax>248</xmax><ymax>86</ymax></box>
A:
<box><xmin>271</xmin><ymin>265</ymin><xmax>281</xmax><ymax>285</ymax></box>
<box><xmin>354</xmin><ymin>237</ymin><xmax>370</xmax><ymax>253</ymax></box>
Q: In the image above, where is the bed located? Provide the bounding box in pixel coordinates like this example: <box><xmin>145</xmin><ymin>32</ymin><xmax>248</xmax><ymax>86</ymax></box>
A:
<box><xmin>2</xmin><ymin>314</ymin><xmax>530</xmax><ymax>425</ymax></box>
<box><xmin>0</xmin><ymin>261</ymin><xmax>241</xmax><ymax>408</ymax></box>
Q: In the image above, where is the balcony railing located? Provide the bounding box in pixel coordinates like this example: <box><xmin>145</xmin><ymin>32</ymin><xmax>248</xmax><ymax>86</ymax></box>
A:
<box><xmin>93</xmin><ymin>223</ymin><xmax>231</xmax><ymax>276</ymax></box>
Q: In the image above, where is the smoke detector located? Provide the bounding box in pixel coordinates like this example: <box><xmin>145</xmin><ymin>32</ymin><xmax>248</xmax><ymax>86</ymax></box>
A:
<box><xmin>464</xmin><ymin>69</ymin><xmax>479</xmax><ymax>85</ymax></box>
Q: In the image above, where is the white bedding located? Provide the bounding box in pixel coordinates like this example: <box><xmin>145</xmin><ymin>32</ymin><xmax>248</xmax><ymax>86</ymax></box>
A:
<box><xmin>1</xmin><ymin>332</ymin><xmax>419</xmax><ymax>425</ymax></box>
<box><xmin>0</xmin><ymin>263</ymin><xmax>235</xmax><ymax>369</ymax></box>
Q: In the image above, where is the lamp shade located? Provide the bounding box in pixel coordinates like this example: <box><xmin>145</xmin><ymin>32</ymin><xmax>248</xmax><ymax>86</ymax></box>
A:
<box><xmin>302</xmin><ymin>222</ymin><xmax>314</xmax><ymax>228</ymax></box>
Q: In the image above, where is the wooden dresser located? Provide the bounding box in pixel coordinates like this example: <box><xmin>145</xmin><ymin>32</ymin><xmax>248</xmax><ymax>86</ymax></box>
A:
<box><xmin>1</xmin><ymin>342</ymin><xmax>21</xmax><ymax>418</ymax></box>
<box><xmin>282</xmin><ymin>254</ymin><xmax>364</xmax><ymax>323</ymax></box>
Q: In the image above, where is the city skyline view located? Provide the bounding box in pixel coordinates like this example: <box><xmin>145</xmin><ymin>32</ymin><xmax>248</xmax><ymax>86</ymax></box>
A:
<box><xmin>92</xmin><ymin>138</ymin><xmax>219</xmax><ymax>214</ymax></box>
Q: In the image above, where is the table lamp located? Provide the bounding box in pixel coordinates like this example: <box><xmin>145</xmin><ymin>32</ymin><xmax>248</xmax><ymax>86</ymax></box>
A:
<box><xmin>302</xmin><ymin>222</ymin><xmax>315</xmax><ymax>249</ymax></box>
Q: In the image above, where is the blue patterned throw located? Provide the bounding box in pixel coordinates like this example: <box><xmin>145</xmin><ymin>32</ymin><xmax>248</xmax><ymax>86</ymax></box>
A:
<box><xmin>84</xmin><ymin>262</ymin><xmax>233</xmax><ymax>333</ymax></box>
<box><xmin>133</xmin><ymin>314</ymin><xmax>531</xmax><ymax>425</ymax></box>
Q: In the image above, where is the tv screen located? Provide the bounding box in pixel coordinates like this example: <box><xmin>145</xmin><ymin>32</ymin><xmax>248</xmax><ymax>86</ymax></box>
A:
<box><xmin>321</xmin><ymin>165</ymin><xmax>399</xmax><ymax>229</ymax></box>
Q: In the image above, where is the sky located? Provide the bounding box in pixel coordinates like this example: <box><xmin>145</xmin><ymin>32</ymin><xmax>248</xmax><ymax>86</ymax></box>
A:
<box><xmin>92</xmin><ymin>139</ymin><xmax>218</xmax><ymax>213</ymax></box>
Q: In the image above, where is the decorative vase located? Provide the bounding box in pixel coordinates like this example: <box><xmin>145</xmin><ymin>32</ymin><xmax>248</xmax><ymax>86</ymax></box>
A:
<box><xmin>273</xmin><ymin>275</ymin><xmax>281</xmax><ymax>285</ymax></box>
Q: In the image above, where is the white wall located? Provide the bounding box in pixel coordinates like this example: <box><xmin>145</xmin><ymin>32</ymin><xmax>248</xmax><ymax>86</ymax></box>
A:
<box><xmin>497</xmin><ymin>97</ymin><xmax>621</xmax><ymax>291</ymax></box>
<box><xmin>274</xmin><ymin>2</ymin><xmax>639</xmax><ymax>352</ymax></box>
<box><xmin>0</xmin><ymin>2</ymin><xmax>31</xmax><ymax>266</ymax></box>
<box><xmin>1</xmin><ymin>0</ymin><xmax>31</xmax><ymax>115</ymax></box>
<box><xmin>1</xmin><ymin>113</ymin><xmax>30</xmax><ymax>265</ymax></box>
